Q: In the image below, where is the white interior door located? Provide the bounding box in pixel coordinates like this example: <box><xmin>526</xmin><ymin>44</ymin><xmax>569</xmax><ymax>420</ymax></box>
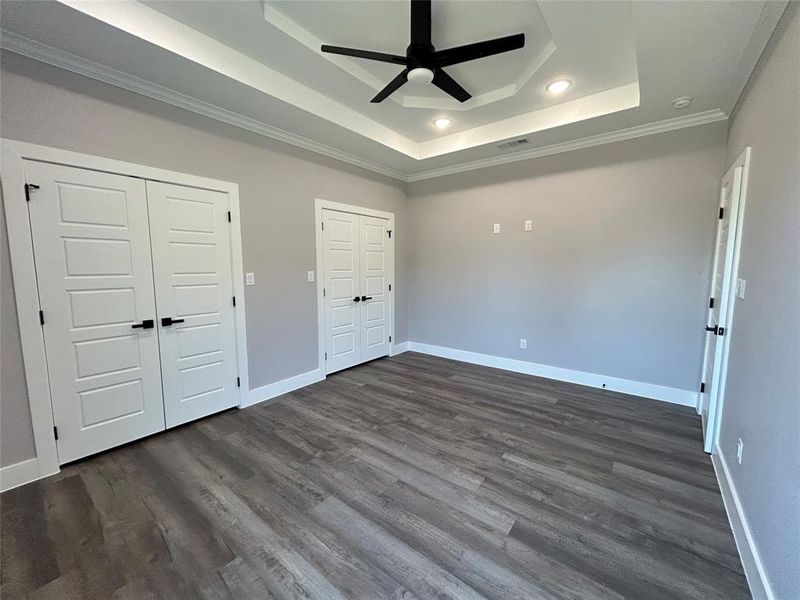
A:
<box><xmin>146</xmin><ymin>181</ymin><xmax>240</xmax><ymax>428</ymax></box>
<box><xmin>700</xmin><ymin>164</ymin><xmax>744</xmax><ymax>452</ymax></box>
<box><xmin>322</xmin><ymin>209</ymin><xmax>362</xmax><ymax>373</ymax></box>
<box><xmin>25</xmin><ymin>160</ymin><xmax>165</xmax><ymax>464</ymax></box>
<box><xmin>359</xmin><ymin>214</ymin><xmax>391</xmax><ymax>362</ymax></box>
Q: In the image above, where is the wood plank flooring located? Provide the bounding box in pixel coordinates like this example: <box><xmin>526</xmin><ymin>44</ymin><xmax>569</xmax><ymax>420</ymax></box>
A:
<box><xmin>1</xmin><ymin>353</ymin><xmax>749</xmax><ymax>599</ymax></box>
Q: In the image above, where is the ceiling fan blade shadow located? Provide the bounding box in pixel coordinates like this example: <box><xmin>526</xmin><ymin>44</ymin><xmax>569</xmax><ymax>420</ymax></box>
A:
<box><xmin>410</xmin><ymin>0</ymin><xmax>432</xmax><ymax>46</ymax></box>
<box><xmin>432</xmin><ymin>68</ymin><xmax>471</xmax><ymax>103</ymax></box>
<box><xmin>372</xmin><ymin>69</ymin><xmax>409</xmax><ymax>103</ymax></box>
<box><xmin>432</xmin><ymin>33</ymin><xmax>525</xmax><ymax>68</ymax></box>
<box><xmin>321</xmin><ymin>45</ymin><xmax>406</xmax><ymax>65</ymax></box>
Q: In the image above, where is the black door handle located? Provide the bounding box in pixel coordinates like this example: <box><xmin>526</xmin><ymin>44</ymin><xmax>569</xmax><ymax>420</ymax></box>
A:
<box><xmin>132</xmin><ymin>319</ymin><xmax>154</xmax><ymax>329</ymax></box>
<box><xmin>361</xmin><ymin>296</ymin><xmax>373</xmax><ymax>301</ymax></box>
<box><xmin>161</xmin><ymin>317</ymin><xmax>185</xmax><ymax>327</ymax></box>
<box><xmin>705</xmin><ymin>325</ymin><xmax>718</xmax><ymax>334</ymax></box>
<box><xmin>353</xmin><ymin>296</ymin><xmax>361</xmax><ymax>302</ymax></box>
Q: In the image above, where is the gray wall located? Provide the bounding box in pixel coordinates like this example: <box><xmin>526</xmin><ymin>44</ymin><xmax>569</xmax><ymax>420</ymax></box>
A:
<box><xmin>719</xmin><ymin>4</ymin><xmax>800</xmax><ymax>597</ymax></box>
<box><xmin>407</xmin><ymin>124</ymin><xmax>727</xmax><ymax>391</ymax></box>
<box><xmin>0</xmin><ymin>52</ymin><xmax>408</xmax><ymax>467</ymax></box>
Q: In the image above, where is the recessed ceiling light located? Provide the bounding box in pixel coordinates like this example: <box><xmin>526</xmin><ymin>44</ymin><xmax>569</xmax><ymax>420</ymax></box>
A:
<box><xmin>546</xmin><ymin>79</ymin><xmax>572</xmax><ymax>94</ymax></box>
<box><xmin>433</xmin><ymin>117</ymin><xmax>452</xmax><ymax>130</ymax></box>
<box><xmin>672</xmin><ymin>96</ymin><xmax>692</xmax><ymax>109</ymax></box>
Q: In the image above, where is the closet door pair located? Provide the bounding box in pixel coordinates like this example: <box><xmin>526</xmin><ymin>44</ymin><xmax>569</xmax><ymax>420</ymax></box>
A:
<box><xmin>25</xmin><ymin>160</ymin><xmax>239</xmax><ymax>463</ymax></box>
<box><xmin>322</xmin><ymin>208</ymin><xmax>391</xmax><ymax>374</ymax></box>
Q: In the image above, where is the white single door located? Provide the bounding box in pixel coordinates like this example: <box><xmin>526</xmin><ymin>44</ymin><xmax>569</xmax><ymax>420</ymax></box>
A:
<box><xmin>146</xmin><ymin>181</ymin><xmax>240</xmax><ymax>427</ymax></box>
<box><xmin>322</xmin><ymin>209</ymin><xmax>362</xmax><ymax>373</ymax></box>
<box><xmin>700</xmin><ymin>163</ymin><xmax>744</xmax><ymax>452</ymax></box>
<box><xmin>25</xmin><ymin>160</ymin><xmax>165</xmax><ymax>463</ymax></box>
<box><xmin>359</xmin><ymin>214</ymin><xmax>391</xmax><ymax>362</ymax></box>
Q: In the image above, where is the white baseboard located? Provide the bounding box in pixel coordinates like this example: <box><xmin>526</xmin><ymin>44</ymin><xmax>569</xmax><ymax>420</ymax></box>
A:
<box><xmin>712</xmin><ymin>442</ymin><xmax>774</xmax><ymax>600</ymax></box>
<box><xmin>391</xmin><ymin>341</ymin><xmax>410</xmax><ymax>355</ymax></box>
<box><xmin>0</xmin><ymin>456</ymin><xmax>59</xmax><ymax>493</ymax></box>
<box><xmin>406</xmin><ymin>342</ymin><xmax>696</xmax><ymax>407</ymax></box>
<box><xmin>242</xmin><ymin>367</ymin><xmax>325</xmax><ymax>409</ymax></box>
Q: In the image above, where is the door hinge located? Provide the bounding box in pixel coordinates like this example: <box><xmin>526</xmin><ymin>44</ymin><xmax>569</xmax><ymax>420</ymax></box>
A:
<box><xmin>324</xmin><ymin>352</ymin><xmax>327</xmax><ymax>360</ymax></box>
<box><xmin>321</xmin><ymin>222</ymin><xmax>324</xmax><ymax>231</ymax></box>
<box><xmin>232</xmin><ymin>296</ymin><xmax>236</xmax><ymax>307</ymax></box>
<box><xmin>39</xmin><ymin>310</ymin><xmax>45</xmax><ymax>325</ymax></box>
<box><xmin>700</xmin><ymin>382</ymin><xmax>706</xmax><ymax>393</ymax></box>
<box><xmin>709</xmin><ymin>297</ymin><xmax>714</xmax><ymax>309</ymax></box>
<box><xmin>717</xmin><ymin>327</ymin><xmax>725</xmax><ymax>337</ymax></box>
<box><xmin>719</xmin><ymin>207</ymin><xmax>724</xmax><ymax>219</ymax></box>
<box><xmin>24</xmin><ymin>183</ymin><xmax>40</xmax><ymax>202</ymax></box>
<box><xmin>389</xmin><ymin>283</ymin><xmax>392</xmax><ymax>291</ymax></box>
<box><xmin>237</xmin><ymin>377</ymin><xmax>240</xmax><ymax>387</ymax></box>
<box><xmin>227</xmin><ymin>210</ymin><xmax>232</xmax><ymax>222</ymax></box>
<box><xmin>389</xmin><ymin>335</ymin><xmax>392</xmax><ymax>342</ymax></box>
<box><xmin>388</xmin><ymin>230</ymin><xmax>392</xmax><ymax>238</ymax></box>
<box><xmin>323</xmin><ymin>288</ymin><xmax>326</xmax><ymax>297</ymax></box>
<box><xmin>53</xmin><ymin>426</ymin><xmax>59</xmax><ymax>440</ymax></box>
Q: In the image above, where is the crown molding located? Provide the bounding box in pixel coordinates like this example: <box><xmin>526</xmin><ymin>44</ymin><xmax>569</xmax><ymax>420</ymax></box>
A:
<box><xmin>2</xmin><ymin>30</ymin><xmax>729</xmax><ymax>185</ymax></box>
<box><xmin>406</xmin><ymin>109</ymin><xmax>729</xmax><ymax>182</ymax></box>
<box><xmin>0</xmin><ymin>30</ymin><xmax>408</xmax><ymax>182</ymax></box>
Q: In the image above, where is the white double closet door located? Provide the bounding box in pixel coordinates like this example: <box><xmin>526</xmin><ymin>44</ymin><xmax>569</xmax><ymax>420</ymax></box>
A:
<box><xmin>322</xmin><ymin>209</ymin><xmax>392</xmax><ymax>374</ymax></box>
<box><xmin>25</xmin><ymin>160</ymin><xmax>239</xmax><ymax>464</ymax></box>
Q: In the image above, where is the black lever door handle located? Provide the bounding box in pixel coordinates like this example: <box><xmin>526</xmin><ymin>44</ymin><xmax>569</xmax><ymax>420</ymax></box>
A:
<box><xmin>353</xmin><ymin>296</ymin><xmax>361</xmax><ymax>302</ymax></box>
<box><xmin>161</xmin><ymin>317</ymin><xmax>185</xmax><ymax>327</ymax></box>
<box><xmin>361</xmin><ymin>296</ymin><xmax>373</xmax><ymax>301</ymax></box>
<box><xmin>705</xmin><ymin>325</ymin><xmax>718</xmax><ymax>334</ymax></box>
<box><xmin>132</xmin><ymin>319</ymin><xmax>154</xmax><ymax>329</ymax></box>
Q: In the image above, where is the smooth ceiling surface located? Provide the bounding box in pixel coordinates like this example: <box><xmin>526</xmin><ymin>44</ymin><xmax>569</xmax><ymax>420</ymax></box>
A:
<box><xmin>0</xmin><ymin>0</ymin><xmax>786</xmax><ymax>179</ymax></box>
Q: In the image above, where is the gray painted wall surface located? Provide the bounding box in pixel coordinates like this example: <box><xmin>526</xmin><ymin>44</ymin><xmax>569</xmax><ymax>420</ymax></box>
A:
<box><xmin>408</xmin><ymin>124</ymin><xmax>727</xmax><ymax>391</ymax></box>
<box><xmin>0</xmin><ymin>52</ymin><xmax>408</xmax><ymax>467</ymax></box>
<box><xmin>719</xmin><ymin>5</ymin><xmax>800</xmax><ymax>598</ymax></box>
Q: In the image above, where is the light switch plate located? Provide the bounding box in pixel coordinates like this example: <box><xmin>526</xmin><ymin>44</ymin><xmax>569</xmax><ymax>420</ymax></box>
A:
<box><xmin>519</xmin><ymin>338</ymin><xmax>527</xmax><ymax>349</ymax></box>
<box><xmin>245</xmin><ymin>272</ymin><xmax>255</xmax><ymax>286</ymax></box>
<box><xmin>307</xmin><ymin>270</ymin><xmax>315</xmax><ymax>282</ymax></box>
<box><xmin>737</xmin><ymin>278</ymin><xmax>746</xmax><ymax>299</ymax></box>
<box><xmin>493</xmin><ymin>223</ymin><xmax>501</xmax><ymax>234</ymax></box>
<box><xmin>524</xmin><ymin>220</ymin><xmax>532</xmax><ymax>231</ymax></box>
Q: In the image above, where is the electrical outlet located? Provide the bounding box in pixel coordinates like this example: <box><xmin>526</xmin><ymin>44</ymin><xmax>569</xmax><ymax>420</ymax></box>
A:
<box><xmin>736</xmin><ymin>438</ymin><xmax>744</xmax><ymax>464</ymax></box>
<box><xmin>245</xmin><ymin>272</ymin><xmax>255</xmax><ymax>286</ymax></box>
<box><xmin>519</xmin><ymin>338</ymin><xmax>527</xmax><ymax>349</ymax></box>
<box><xmin>524</xmin><ymin>219</ymin><xmax>532</xmax><ymax>231</ymax></box>
<box><xmin>492</xmin><ymin>223</ymin><xmax>501</xmax><ymax>234</ymax></box>
<box><xmin>737</xmin><ymin>278</ymin><xmax>747</xmax><ymax>299</ymax></box>
<box><xmin>307</xmin><ymin>270</ymin><xmax>315</xmax><ymax>282</ymax></box>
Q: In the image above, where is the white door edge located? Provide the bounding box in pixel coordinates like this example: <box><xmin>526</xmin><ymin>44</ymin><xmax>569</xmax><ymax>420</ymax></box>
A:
<box><xmin>0</xmin><ymin>139</ymin><xmax>249</xmax><ymax>479</ymax></box>
<box><xmin>702</xmin><ymin>147</ymin><xmax>751</xmax><ymax>454</ymax></box>
<box><xmin>314</xmin><ymin>198</ymin><xmax>395</xmax><ymax>377</ymax></box>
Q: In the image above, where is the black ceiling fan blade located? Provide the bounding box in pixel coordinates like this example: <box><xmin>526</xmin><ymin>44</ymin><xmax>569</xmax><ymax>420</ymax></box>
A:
<box><xmin>432</xmin><ymin>68</ymin><xmax>471</xmax><ymax>103</ymax></box>
<box><xmin>410</xmin><ymin>0</ymin><xmax>432</xmax><ymax>46</ymax></box>
<box><xmin>371</xmin><ymin>69</ymin><xmax>409</xmax><ymax>103</ymax></box>
<box><xmin>321</xmin><ymin>45</ymin><xmax>406</xmax><ymax>65</ymax></box>
<box><xmin>432</xmin><ymin>33</ymin><xmax>525</xmax><ymax>68</ymax></box>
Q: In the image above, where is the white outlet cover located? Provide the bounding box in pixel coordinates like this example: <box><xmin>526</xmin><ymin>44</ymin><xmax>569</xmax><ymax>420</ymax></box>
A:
<box><xmin>737</xmin><ymin>278</ymin><xmax>746</xmax><ymax>299</ymax></box>
<box><xmin>245</xmin><ymin>272</ymin><xmax>255</xmax><ymax>285</ymax></box>
<box><xmin>520</xmin><ymin>338</ymin><xmax>527</xmax><ymax>349</ymax></box>
<box><xmin>524</xmin><ymin>220</ymin><xmax>532</xmax><ymax>231</ymax></box>
<box><xmin>307</xmin><ymin>270</ymin><xmax>315</xmax><ymax>282</ymax></box>
<box><xmin>493</xmin><ymin>223</ymin><xmax>501</xmax><ymax>234</ymax></box>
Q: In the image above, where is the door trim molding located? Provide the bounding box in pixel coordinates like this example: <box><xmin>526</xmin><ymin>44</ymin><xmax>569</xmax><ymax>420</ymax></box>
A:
<box><xmin>0</xmin><ymin>138</ymin><xmax>249</xmax><ymax>490</ymax></box>
<box><xmin>314</xmin><ymin>199</ymin><xmax>396</xmax><ymax>377</ymax></box>
<box><xmin>699</xmin><ymin>147</ymin><xmax>751</xmax><ymax>453</ymax></box>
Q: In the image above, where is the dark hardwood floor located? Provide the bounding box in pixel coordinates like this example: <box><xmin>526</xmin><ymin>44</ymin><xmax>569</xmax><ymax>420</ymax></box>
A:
<box><xmin>1</xmin><ymin>352</ymin><xmax>748</xmax><ymax>599</ymax></box>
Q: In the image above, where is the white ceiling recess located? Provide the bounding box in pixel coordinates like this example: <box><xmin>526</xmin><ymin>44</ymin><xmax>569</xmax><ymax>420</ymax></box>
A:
<box><xmin>0</xmin><ymin>0</ymin><xmax>788</xmax><ymax>181</ymax></box>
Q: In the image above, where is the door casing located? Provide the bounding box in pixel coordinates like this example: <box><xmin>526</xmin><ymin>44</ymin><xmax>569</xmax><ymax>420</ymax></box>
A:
<box><xmin>1</xmin><ymin>139</ymin><xmax>249</xmax><ymax>488</ymax></box>
<box><xmin>314</xmin><ymin>199</ymin><xmax>397</xmax><ymax>374</ymax></box>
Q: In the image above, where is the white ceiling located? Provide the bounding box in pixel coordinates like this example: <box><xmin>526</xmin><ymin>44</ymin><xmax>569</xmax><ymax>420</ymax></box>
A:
<box><xmin>0</xmin><ymin>0</ymin><xmax>787</xmax><ymax>180</ymax></box>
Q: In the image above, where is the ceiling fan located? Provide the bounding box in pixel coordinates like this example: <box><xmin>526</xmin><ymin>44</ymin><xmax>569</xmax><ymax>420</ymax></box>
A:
<box><xmin>320</xmin><ymin>0</ymin><xmax>525</xmax><ymax>103</ymax></box>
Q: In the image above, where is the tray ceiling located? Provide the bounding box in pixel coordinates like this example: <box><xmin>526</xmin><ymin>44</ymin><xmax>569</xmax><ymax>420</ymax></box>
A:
<box><xmin>0</xmin><ymin>0</ymin><xmax>787</xmax><ymax>180</ymax></box>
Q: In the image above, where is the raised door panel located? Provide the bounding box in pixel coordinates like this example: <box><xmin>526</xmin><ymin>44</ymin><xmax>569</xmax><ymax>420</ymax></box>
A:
<box><xmin>323</xmin><ymin>209</ymin><xmax>361</xmax><ymax>374</ymax></box>
<box><xmin>359</xmin><ymin>215</ymin><xmax>390</xmax><ymax>362</ymax></box>
<box><xmin>24</xmin><ymin>160</ymin><xmax>165</xmax><ymax>463</ymax></box>
<box><xmin>146</xmin><ymin>181</ymin><xmax>239</xmax><ymax>428</ymax></box>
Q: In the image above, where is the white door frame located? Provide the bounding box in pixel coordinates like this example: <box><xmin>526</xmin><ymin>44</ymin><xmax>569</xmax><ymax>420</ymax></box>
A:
<box><xmin>314</xmin><ymin>199</ymin><xmax>396</xmax><ymax>374</ymax></box>
<box><xmin>0</xmin><ymin>139</ymin><xmax>250</xmax><ymax>490</ymax></box>
<box><xmin>697</xmin><ymin>146</ymin><xmax>751</xmax><ymax>454</ymax></box>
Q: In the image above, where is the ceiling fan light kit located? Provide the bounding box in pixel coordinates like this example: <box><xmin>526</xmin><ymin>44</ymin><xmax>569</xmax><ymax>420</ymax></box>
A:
<box><xmin>321</xmin><ymin>0</ymin><xmax>525</xmax><ymax>103</ymax></box>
